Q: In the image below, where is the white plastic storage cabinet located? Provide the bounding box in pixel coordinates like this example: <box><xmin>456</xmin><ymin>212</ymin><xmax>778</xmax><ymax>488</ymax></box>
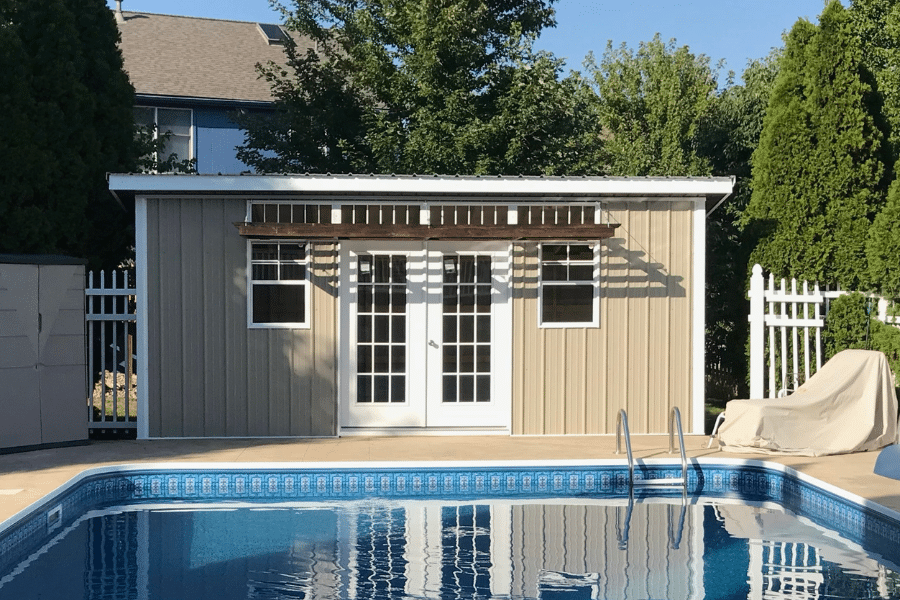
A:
<box><xmin>0</xmin><ymin>256</ymin><xmax>88</xmax><ymax>450</ymax></box>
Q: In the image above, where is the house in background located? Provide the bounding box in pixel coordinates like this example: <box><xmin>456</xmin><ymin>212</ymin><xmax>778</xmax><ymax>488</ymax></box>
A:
<box><xmin>108</xmin><ymin>173</ymin><xmax>733</xmax><ymax>439</ymax></box>
<box><xmin>115</xmin><ymin>8</ymin><xmax>310</xmax><ymax>173</ymax></box>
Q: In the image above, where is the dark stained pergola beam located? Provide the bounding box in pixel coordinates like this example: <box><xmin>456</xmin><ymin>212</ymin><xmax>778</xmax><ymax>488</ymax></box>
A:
<box><xmin>234</xmin><ymin>222</ymin><xmax>619</xmax><ymax>240</ymax></box>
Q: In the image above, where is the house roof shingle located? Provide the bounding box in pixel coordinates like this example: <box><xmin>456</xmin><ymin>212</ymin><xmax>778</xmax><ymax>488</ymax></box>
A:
<box><xmin>117</xmin><ymin>11</ymin><xmax>315</xmax><ymax>104</ymax></box>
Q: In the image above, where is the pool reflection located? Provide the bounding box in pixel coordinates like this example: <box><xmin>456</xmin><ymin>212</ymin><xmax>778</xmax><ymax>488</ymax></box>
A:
<box><xmin>1</xmin><ymin>499</ymin><xmax>898</xmax><ymax>600</ymax></box>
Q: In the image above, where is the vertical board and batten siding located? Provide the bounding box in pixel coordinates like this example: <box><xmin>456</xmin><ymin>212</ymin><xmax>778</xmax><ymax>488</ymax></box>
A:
<box><xmin>512</xmin><ymin>199</ymin><xmax>695</xmax><ymax>435</ymax></box>
<box><xmin>145</xmin><ymin>197</ymin><xmax>337</xmax><ymax>437</ymax></box>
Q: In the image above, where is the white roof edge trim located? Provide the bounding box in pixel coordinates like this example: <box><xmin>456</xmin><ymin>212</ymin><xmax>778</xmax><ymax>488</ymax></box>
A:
<box><xmin>108</xmin><ymin>174</ymin><xmax>735</xmax><ymax>196</ymax></box>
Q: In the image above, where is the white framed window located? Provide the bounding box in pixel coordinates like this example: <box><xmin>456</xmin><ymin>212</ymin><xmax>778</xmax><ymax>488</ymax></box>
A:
<box><xmin>539</xmin><ymin>242</ymin><xmax>599</xmax><ymax>328</ymax></box>
<box><xmin>134</xmin><ymin>106</ymin><xmax>193</xmax><ymax>164</ymax></box>
<box><xmin>248</xmin><ymin>241</ymin><xmax>310</xmax><ymax>328</ymax></box>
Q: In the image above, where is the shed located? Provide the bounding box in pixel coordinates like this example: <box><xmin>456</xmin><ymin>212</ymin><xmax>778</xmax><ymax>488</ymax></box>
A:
<box><xmin>108</xmin><ymin>174</ymin><xmax>734</xmax><ymax>438</ymax></box>
<box><xmin>0</xmin><ymin>255</ymin><xmax>88</xmax><ymax>450</ymax></box>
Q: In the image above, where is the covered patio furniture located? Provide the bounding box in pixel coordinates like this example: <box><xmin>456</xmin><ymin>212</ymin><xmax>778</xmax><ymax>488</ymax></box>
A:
<box><xmin>717</xmin><ymin>349</ymin><xmax>899</xmax><ymax>456</ymax></box>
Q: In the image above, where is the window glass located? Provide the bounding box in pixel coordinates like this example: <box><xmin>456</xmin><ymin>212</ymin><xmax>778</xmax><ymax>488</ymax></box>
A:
<box><xmin>249</xmin><ymin>241</ymin><xmax>308</xmax><ymax>327</ymax></box>
<box><xmin>134</xmin><ymin>106</ymin><xmax>193</xmax><ymax>167</ymax></box>
<box><xmin>540</xmin><ymin>243</ymin><xmax>598</xmax><ymax>326</ymax></box>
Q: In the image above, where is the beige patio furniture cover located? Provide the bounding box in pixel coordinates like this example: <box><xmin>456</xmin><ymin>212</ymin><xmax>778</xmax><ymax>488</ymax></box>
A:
<box><xmin>719</xmin><ymin>349</ymin><xmax>899</xmax><ymax>456</ymax></box>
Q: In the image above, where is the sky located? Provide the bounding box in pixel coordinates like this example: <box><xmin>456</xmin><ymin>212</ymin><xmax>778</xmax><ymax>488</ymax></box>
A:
<box><xmin>108</xmin><ymin>0</ymin><xmax>830</xmax><ymax>82</ymax></box>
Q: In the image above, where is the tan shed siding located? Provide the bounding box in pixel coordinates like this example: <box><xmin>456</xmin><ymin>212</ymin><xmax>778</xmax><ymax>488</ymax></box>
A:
<box><xmin>512</xmin><ymin>200</ymin><xmax>695</xmax><ymax>434</ymax></box>
<box><xmin>147</xmin><ymin>197</ymin><xmax>338</xmax><ymax>437</ymax></box>
<box><xmin>508</xmin><ymin>504</ymin><xmax>704</xmax><ymax>598</ymax></box>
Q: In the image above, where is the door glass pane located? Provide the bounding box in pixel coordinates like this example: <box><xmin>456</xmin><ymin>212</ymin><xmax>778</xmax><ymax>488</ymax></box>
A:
<box><xmin>358</xmin><ymin>315</ymin><xmax>372</xmax><ymax>343</ymax></box>
<box><xmin>476</xmin><ymin>257</ymin><xmax>491</xmax><ymax>283</ymax></box>
<box><xmin>459</xmin><ymin>346</ymin><xmax>474</xmax><ymax>373</ymax></box>
<box><xmin>459</xmin><ymin>316</ymin><xmax>474</xmax><ymax>344</ymax></box>
<box><xmin>391</xmin><ymin>376</ymin><xmax>406</xmax><ymax>403</ymax></box>
<box><xmin>443</xmin><ymin>375</ymin><xmax>457</xmax><ymax>403</ymax></box>
<box><xmin>374</xmin><ymin>345</ymin><xmax>390</xmax><ymax>373</ymax></box>
<box><xmin>391</xmin><ymin>345</ymin><xmax>405</xmax><ymax>373</ymax></box>
<box><xmin>374</xmin><ymin>286</ymin><xmax>390</xmax><ymax>313</ymax></box>
<box><xmin>374</xmin><ymin>315</ymin><xmax>389</xmax><ymax>343</ymax></box>
<box><xmin>374</xmin><ymin>376</ymin><xmax>389</xmax><ymax>402</ymax></box>
<box><xmin>391</xmin><ymin>316</ymin><xmax>405</xmax><ymax>343</ymax></box>
<box><xmin>459</xmin><ymin>286</ymin><xmax>475</xmax><ymax>313</ymax></box>
<box><xmin>476</xmin><ymin>375</ymin><xmax>490</xmax><ymax>402</ymax></box>
<box><xmin>459</xmin><ymin>375</ymin><xmax>474</xmax><ymax>402</ymax></box>
<box><xmin>357</xmin><ymin>376</ymin><xmax>371</xmax><ymax>403</ymax></box>
<box><xmin>477</xmin><ymin>316</ymin><xmax>490</xmax><ymax>343</ymax></box>
<box><xmin>443</xmin><ymin>315</ymin><xmax>457</xmax><ymax>343</ymax></box>
<box><xmin>374</xmin><ymin>256</ymin><xmax>391</xmax><ymax>283</ymax></box>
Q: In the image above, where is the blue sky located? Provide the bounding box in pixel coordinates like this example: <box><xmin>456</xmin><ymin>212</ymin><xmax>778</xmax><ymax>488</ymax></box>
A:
<box><xmin>109</xmin><ymin>0</ymin><xmax>829</xmax><ymax>82</ymax></box>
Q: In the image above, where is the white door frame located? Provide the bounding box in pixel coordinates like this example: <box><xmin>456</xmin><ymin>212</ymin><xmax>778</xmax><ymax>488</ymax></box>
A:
<box><xmin>338</xmin><ymin>241</ymin><xmax>511</xmax><ymax>434</ymax></box>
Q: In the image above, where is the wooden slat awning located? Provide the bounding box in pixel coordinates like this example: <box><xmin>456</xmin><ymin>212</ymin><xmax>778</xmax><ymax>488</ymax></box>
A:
<box><xmin>234</xmin><ymin>222</ymin><xmax>619</xmax><ymax>240</ymax></box>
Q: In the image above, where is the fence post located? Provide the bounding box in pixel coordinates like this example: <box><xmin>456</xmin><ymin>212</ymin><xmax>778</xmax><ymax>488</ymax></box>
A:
<box><xmin>748</xmin><ymin>264</ymin><xmax>765</xmax><ymax>399</ymax></box>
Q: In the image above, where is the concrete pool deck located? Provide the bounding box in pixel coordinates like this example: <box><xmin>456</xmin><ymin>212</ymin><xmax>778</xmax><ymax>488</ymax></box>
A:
<box><xmin>0</xmin><ymin>435</ymin><xmax>898</xmax><ymax>525</ymax></box>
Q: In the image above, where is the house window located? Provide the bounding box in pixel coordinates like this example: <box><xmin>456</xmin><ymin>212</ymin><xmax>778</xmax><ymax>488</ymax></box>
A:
<box><xmin>539</xmin><ymin>243</ymin><xmax>599</xmax><ymax>327</ymax></box>
<box><xmin>248</xmin><ymin>241</ymin><xmax>309</xmax><ymax>328</ymax></box>
<box><xmin>134</xmin><ymin>106</ymin><xmax>193</xmax><ymax>164</ymax></box>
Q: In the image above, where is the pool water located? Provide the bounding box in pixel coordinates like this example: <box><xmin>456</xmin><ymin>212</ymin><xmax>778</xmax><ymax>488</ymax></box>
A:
<box><xmin>1</xmin><ymin>497</ymin><xmax>898</xmax><ymax>600</ymax></box>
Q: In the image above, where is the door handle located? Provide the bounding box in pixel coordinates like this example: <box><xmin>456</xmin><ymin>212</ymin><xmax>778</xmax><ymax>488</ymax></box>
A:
<box><xmin>428</xmin><ymin>340</ymin><xmax>438</xmax><ymax>348</ymax></box>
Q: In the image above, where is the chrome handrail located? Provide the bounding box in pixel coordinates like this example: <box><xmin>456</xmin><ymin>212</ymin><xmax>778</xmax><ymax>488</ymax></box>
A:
<box><xmin>615</xmin><ymin>409</ymin><xmax>634</xmax><ymax>485</ymax></box>
<box><xmin>668</xmin><ymin>407</ymin><xmax>688</xmax><ymax>486</ymax></box>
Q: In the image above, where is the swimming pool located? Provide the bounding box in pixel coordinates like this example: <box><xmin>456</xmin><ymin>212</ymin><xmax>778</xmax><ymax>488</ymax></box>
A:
<box><xmin>0</xmin><ymin>459</ymin><xmax>898</xmax><ymax>599</ymax></box>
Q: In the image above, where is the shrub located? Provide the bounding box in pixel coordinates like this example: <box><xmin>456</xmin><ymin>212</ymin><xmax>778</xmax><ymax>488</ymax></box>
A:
<box><xmin>823</xmin><ymin>292</ymin><xmax>900</xmax><ymax>381</ymax></box>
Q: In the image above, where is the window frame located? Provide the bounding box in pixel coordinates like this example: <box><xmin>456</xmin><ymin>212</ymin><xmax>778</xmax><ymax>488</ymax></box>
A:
<box><xmin>134</xmin><ymin>106</ymin><xmax>194</xmax><ymax>167</ymax></box>
<box><xmin>538</xmin><ymin>242</ymin><xmax>600</xmax><ymax>329</ymax></box>
<box><xmin>247</xmin><ymin>240</ymin><xmax>311</xmax><ymax>329</ymax></box>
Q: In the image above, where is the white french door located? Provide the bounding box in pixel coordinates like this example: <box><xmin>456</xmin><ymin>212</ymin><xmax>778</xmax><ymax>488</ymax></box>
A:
<box><xmin>339</xmin><ymin>242</ymin><xmax>510</xmax><ymax>431</ymax></box>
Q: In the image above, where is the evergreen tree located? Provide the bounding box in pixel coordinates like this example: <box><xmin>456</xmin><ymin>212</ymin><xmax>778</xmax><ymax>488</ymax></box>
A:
<box><xmin>848</xmin><ymin>0</ymin><xmax>900</xmax><ymax>160</ymax></box>
<box><xmin>237</xmin><ymin>0</ymin><xmax>602</xmax><ymax>175</ymax></box>
<box><xmin>589</xmin><ymin>34</ymin><xmax>719</xmax><ymax>176</ymax></box>
<box><xmin>742</xmin><ymin>1</ymin><xmax>889</xmax><ymax>289</ymax></box>
<box><xmin>0</xmin><ymin>0</ymin><xmax>137</xmax><ymax>269</ymax></box>
<box><xmin>867</xmin><ymin>173</ymin><xmax>900</xmax><ymax>297</ymax></box>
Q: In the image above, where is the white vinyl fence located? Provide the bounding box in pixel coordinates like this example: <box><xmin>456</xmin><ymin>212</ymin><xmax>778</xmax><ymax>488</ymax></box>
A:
<box><xmin>747</xmin><ymin>264</ymin><xmax>896</xmax><ymax>399</ymax></box>
<box><xmin>86</xmin><ymin>270</ymin><xmax>136</xmax><ymax>433</ymax></box>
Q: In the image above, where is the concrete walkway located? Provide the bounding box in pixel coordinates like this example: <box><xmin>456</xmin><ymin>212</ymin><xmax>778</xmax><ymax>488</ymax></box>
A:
<box><xmin>1</xmin><ymin>435</ymin><xmax>899</xmax><ymax>525</ymax></box>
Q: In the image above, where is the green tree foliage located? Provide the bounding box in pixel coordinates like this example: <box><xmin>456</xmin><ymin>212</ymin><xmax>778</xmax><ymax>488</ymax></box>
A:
<box><xmin>867</xmin><ymin>173</ymin><xmax>900</xmax><ymax>296</ymax></box>
<box><xmin>588</xmin><ymin>34</ymin><xmax>719</xmax><ymax>177</ymax></box>
<box><xmin>237</xmin><ymin>0</ymin><xmax>602</xmax><ymax>175</ymax></box>
<box><xmin>742</xmin><ymin>1</ymin><xmax>890</xmax><ymax>289</ymax></box>
<box><xmin>848</xmin><ymin>0</ymin><xmax>900</xmax><ymax>159</ymax></box>
<box><xmin>823</xmin><ymin>292</ymin><xmax>900</xmax><ymax>380</ymax></box>
<box><xmin>0</xmin><ymin>0</ymin><xmax>139</xmax><ymax>269</ymax></box>
<box><xmin>699</xmin><ymin>54</ymin><xmax>781</xmax><ymax>396</ymax></box>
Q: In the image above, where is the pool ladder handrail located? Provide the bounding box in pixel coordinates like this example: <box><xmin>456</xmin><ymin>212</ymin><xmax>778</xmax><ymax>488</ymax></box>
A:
<box><xmin>615</xmin><ymin>407</ymin><xmax>688</xmax><ymax>489</ymax></box>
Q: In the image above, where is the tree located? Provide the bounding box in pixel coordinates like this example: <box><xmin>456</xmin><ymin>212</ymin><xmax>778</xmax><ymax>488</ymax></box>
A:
<box><xmin>867</xmin><ymin>173</ymin><xmax>900</xmax><ymax>296</ymax></box>
<box><xmin>0</xmin><ymin>0</ymin><xmax>139</xmax><ymax>270</ymax></box>
<box><xmin>237</xmin><ymin>0</ymin><xmax>602</xmax><ymax>175</ymax></box>
<box><xmin>698</xmin><ymin>53</ymin><xmax>781</xmax><ymax>397</ymax></box>
<box><xmin>742</xmin><ymin>1</ymin><xmax>890</xmax><ymax>289</ymax></box>
<box><xmin>588</xmin><ymin>34</ymin><xmax>719</xmax><ymax>177</ymax></box>
<box><xmin>848</xmin><ymin>0</ymin><xmax>900</xmax><ymax>160</ymax></box>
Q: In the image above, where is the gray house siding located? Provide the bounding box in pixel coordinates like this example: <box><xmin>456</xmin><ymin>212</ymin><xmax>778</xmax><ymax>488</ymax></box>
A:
<box><xmin>145</xmin><ymin>197</ymin><xmax>337</xmax><ymax>437</ymax></box>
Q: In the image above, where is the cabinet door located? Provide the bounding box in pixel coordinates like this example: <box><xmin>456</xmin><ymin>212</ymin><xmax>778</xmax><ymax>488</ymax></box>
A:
<box><xmin>37</xmin><ymin>264</ymin><xmax>87</xmax><ymax>444</ymax></box>
<box><xmin>0</xmin><ymin>265</ymin><xmax>42</xmax><ymax>448</ymax></box>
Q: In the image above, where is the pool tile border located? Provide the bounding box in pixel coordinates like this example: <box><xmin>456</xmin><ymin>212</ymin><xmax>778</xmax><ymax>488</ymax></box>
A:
<box><xmin>1</xmin><ymin>459</ymin><xmax>898</xmax><ymax>578</ymax></box>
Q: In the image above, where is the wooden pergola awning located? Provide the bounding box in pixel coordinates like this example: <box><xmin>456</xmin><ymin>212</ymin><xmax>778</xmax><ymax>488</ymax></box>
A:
<box><xmin>234</xmin><ymin>221</ymin><xmax>619</xmax><ymax>240</ymax></box>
